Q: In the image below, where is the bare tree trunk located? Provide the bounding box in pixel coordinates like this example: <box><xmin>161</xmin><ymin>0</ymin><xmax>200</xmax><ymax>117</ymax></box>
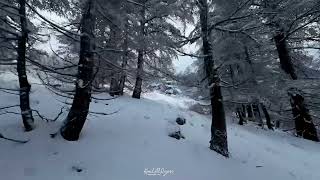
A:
<box><xmin>241</xmin><ymin>104</ymin><xmax>247</xmax><ymax>120</ymax></box>
<box><xmin>237</xmin><ymin>106</ymin><xmax>244</xmax><ymax>125</ymax></box>
<box><xmin>17</xmin><ymin>0</ymin><xmax>34</xmax><ymax>131</ymax></box>
<box><xmin>275</xmin><ymin>30</ymin><xmax>318</xmax><ymax>141</ymax></box>
<box><xmin>228</xmin><ymin>65</ymin><xmax>235</xmax><ymax>101</ymax></box>
<box><xmin>118</xmin><ymin>53</ymin><xmax>128</xmax><ymax>96</ymax></box>
<box><xmin>60</xmin><ymin>0</ymin><xmax>96</xmax><ymax>141</ymax></box>
<box><xmin>246</xmin><ymin>104</ymin><xmax>253</xmax><ymax>121</ymax></box>
<box><xmin>132</xmin><ymin>4</ymin><xmax>146</xmax><ymax>99</ymax></box>
<box><xmin>288</xmin><ymin>88</ymin><xmax>319</xmax><ymax>142</ymax></box>
<box><xmin>274</xmin><ymin>32</ymin><xmax>297</xmax><ymax>80</ymax></box>
<box><xmin>119</xmin><ymin>19</ymin><xmax>129</xmax><ymax>96</ymax></box>
<box><xmin>253</xmin><ymin>104</ymin><xmax>263</xmax><ymax>127</ymax></box>
<box><xmin>132</xmin><ymin>50</ymin><xmax>144</xmax><ymax>99</ymax></box>
<box><xmin>260</xmin><ymin>103</ymin><xmax>273</xmax><ymax>130</ymax></box>
<box><xmin>109</xmin><ymin>24</ymin><xmax>121</xmax><ymax>96</ymax></box>
<box><xmin>199</xmin><ymin>0</ymin><xmax>228</xmax><ymax>157</ymax></box>
<box><xmin>110</xmin><ymin>75</ymin><xmax>120</xmax><ymax>96</ymax></box>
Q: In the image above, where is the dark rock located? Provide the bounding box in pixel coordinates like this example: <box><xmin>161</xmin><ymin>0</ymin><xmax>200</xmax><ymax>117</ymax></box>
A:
<box><xmin>176</xmin><ymin>117</ymin><xmax>186</xmax><ymax>125</ymax></box>
<box><xmin>72</xmin><ymin>166</ymin><xmax>83</xmax><ymax>173</ymax></box>
<box><xmin>168</xmin><ymin>131</ymin><xmax>185</xmax><ymax>140</ymax></box>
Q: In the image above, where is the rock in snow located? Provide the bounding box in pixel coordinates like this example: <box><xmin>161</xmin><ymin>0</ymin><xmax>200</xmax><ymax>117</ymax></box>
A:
<box><xmin>176</xmin><ymin>117</ymin><xmax>186</xmax><ymax>125</ymax></box>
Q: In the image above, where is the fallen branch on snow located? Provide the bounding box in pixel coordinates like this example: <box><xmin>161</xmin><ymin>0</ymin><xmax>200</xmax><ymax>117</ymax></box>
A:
<box><xmin>0</xmin><ymin>133</ymin><xmax>29</xmax><ymax>143</ymax></box>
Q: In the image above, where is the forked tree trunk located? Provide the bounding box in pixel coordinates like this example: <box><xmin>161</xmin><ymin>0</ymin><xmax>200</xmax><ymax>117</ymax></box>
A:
<box><xmin>288</xmin><ymin>89</ymin><xmax>319</xmax><ymax>142</ymax></box>
<box><xmin>60</xmin><ymin>0</ymin><xmax>96</xmax><ymax>141</ymax></box>
<box><xmin>17</xmin><ymin>0</ymin><xmax>34</xmax><ymax>131</ymax></box>
<box><xmin>199</xmin><ymin>0</ymin><xmax>228</xmax><ymax>157</ymax></box>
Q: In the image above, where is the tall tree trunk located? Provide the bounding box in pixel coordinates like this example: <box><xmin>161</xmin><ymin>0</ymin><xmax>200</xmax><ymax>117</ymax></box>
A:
<box><xmin>60</xmin><ymin>0</ymin><xmax>96</xmax><ymax>141</ymax></box>
<box><xmin>199</xmin><ymin>0</ymin><xmax>228</xmax><ymax>157</ymax></box>
<box><xmin>274</xmin><ymin>32</ymin><xmax>297</xmax><ymax>80</ymax></box>
<box><xmin>260</xmin><ymin>103</ymin><xmax>273</xmax><ymax>130</ymax></box>
<box><xmin>132</xmin><ymin>4</ymin><xmax>146</xmax><ymax>99</ymax></box>
<box><xmin>132</xmin><ymin>50</ymin><xmax>144</xmax><ymax>99</ymax></box>
<box><xmin>17</xmin><ymin>0</ymin><xmax>34</xmax><ymax>131</ymax></box>
<box><xmin>109</xmin><ymin>24</ymin><xmax>120</xmax><ymax>96</ymax></box>
<box><xmin>275</xmin><ymin>30</ymin><xmax>318</xmax><ymax>141</ymax></box>
<box><xmin>288</xmin><ymin>89</ymin><xmax>319</xmax><ymax>142</ymax></box>
<box><xmin>119</xmin><ymin>19</ymin><xmax>129</xmax><ymax>96</ymax></box>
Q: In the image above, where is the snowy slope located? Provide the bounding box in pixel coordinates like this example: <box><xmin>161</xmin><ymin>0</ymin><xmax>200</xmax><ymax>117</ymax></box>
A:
<box><xmin>1</xmin><ymin>73</ymin><xmax>320</xmax><ymax>180</ymax></box>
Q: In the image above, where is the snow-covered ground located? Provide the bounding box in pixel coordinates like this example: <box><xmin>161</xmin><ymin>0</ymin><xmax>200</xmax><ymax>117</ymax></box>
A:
<box><xmin>1</xmin><ymin>72</ymin><xmax>320</xmax><ymax>180</ymax></box>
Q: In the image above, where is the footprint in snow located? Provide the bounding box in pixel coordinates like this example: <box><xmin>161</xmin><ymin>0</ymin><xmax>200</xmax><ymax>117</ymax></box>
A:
<box><xmin>71</xmin><ymin>165</ymin><xmax>85</xmax><ymax>173</ymax></box>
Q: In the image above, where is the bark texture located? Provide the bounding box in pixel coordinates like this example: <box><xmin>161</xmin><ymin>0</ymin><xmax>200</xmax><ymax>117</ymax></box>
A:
<box><xmin>132</xmin><ymin>4</ymin><xmax>146</xmax><ymax>99</ymax></box>
<box><xmin>260</xmin><ymin>103</ymin><xmax>273</xmax><ymax>130</ymax></box>
<box><xmin>275</xmin><ymin>30</ymin><xmax>318</xmax><ymax>141</ymax></box>
<box><xmin>17</xmin><ymin>0</ymin><xmax>34</xmax><ymax>131</ymax></box>
<box><xmin>288</xmin><ymin>89</ymin><xmax>319</xmax><ymax>142</ymax></box>
<box><xmin>110</xmin><ymin>75</ymin><xmax>120</xmax><ymax>96</ymax></box>
<box><xmin>109</xmin><ymin>24</ymin><xmax>121</xmax><ymax>96</ymax></box>
<box><xmin>237</xmin><ymin>107</ymin><xmax>245</xmax><ymax>125</ymax></box>
<box><xmin>132</xmin><ymin>50</ymin><xmax>144</xmax><ymax>99</ymax></box>
<box><xmin>60</xmin><ymin>0</ymin><xmax>96</xmax><ymax>141</ymax></box>
<box><xmin>274</xmin><ymin>32</ymin><xmax>297</xmax><ymax>80</ymax></box>
<box><xmin>246</xmin><ymin>104</ymin><xmax>253</xmax><ymax>121</ymax></box>
<box><xmin>118</xmin><ymin>20</ymin><xmax>129</xmax><ymax>96</ymax></box>
<box><xmin>199</xmin><ymin>0</ymin><xmax>228</xmax><ymax>157</ymax></box>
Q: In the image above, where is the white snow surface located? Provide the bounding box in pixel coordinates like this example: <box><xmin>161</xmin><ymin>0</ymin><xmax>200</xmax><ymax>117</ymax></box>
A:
<box><xmin>1</xmin><ymin>72</ymin><xmax>320</xmax><ymax>180</ymax></box>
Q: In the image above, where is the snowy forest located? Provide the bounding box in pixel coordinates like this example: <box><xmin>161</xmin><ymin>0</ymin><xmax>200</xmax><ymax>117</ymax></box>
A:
<box><xmin>0</xmin><ymin>0</ymin><xmax>320</xmax><ymax>179</ymax></box>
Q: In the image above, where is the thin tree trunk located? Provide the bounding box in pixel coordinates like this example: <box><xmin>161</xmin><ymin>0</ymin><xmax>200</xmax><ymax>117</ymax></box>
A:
<box><xmin>260</xmin><ymin>103</ymin><xmax>273</xmax><ymax>130</ymax></box>
<box><xmin>119</xmin><ymin>19</ymin><xmax>129</xmax><ymax>96</ymax></box>
<box><xmin>253</xmin><ymin>104</ymin><xmax>263</xmax><ymax>127</ymax></box>
<box><xmin>241</xmin><ymin>104</ymin><xmax>247</xmax><ymax>120</ymax></box>
<box><xmin>199</xmin><ymin>0</ymin><xmax>228</xmax><ymax>157</ymax></box>
<box><xmin>237</xmin><ymin>107</ymin><xmax>244</xmax><ymax>125</ymax></box>
<box><xmin>246</xmin><ymin>104</ymin><xmax>253</xmax><ymax>121</ymax></box>
<box><xmin>118</xmin><ymin>53</ymin><xmax>128</xmax><ymax>96</ymax></box>
<box><xmin>228</xmin><ymin>65</ymin><xmax>235</xmax><ymax>101</ymax></box>
<box><xmin>17</xmin><ymin>0</ymin><xmax>34</xmax><ymax>131</ymax></box>
<box><xmin>60</xmin><ymin>0</ymin><xmax>96</xmax><ymax>141</ymax></box>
